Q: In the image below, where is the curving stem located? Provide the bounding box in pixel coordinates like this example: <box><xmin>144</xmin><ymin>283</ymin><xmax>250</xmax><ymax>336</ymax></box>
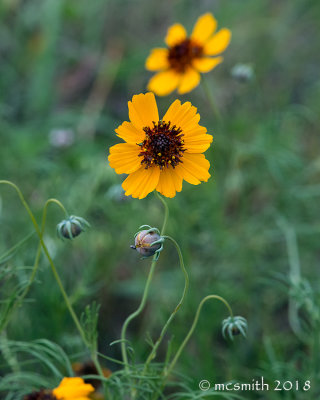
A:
<box><xmin>120</xmin><ymin>191</ymin><xmax>169</xmax><ymax>372</ymax></box>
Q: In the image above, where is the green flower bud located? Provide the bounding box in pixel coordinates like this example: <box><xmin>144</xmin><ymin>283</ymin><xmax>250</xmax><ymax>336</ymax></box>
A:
<box><xmin>222</xmin><ymin>316</ymin><xmax>248</xmax><ymax>341</ymax></box>
<box><xmin>131</xmin><ymin>225</ymin><xmax>164</xmax><ymax>260</ymax></box>
<box><xmin>56</xmin><ymin>215</ymin><xmax>90</xmax><ymax>240</ymax></box>
<box><xmin>231</xmin><ymin>63</ymin><xmax>254</xmax><ymax>83</ymax></box>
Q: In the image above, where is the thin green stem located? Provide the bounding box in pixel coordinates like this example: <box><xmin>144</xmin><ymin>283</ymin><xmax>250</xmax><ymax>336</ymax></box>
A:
<box><xmin>154</xmin><ymin>191</ymin><xmax>169</xmax><ymax>236</ymax></box>
<box><xmin>91</xmin><ymin>353</ymin><xmax>112</xmax><ymax>400</ymax></box>
<box><xmin>0</xmin><ymin>182</ymin><xmax>109</xmax><ymax>396</ymax></box>
<box><xmin>121</xmin><ymin>258</ymin><xmax>158</xmax><ymax>371</ymax></box>
<box><xmin>164</xmin><ymin>294</ymin><xmax>233</xmax><ymax>379</ymax></box>
<box><xmin>201</xmin><ymin>76</ymin><xmax>221</xmax><ymax>121</ymax></box>
<box><xmin>0</xmin><ymin>201</ymin><xmax>64</xmax><ymax>332</ymax></box>
<box><xmin>120</xmin><ymin>191</ymin><xmax>169</xmax><ymax>372</ymax></box>
<box><xmin>43</xmin><ymin>198</ymin><xmax>69</xmax><ymax>219</ymax></box>
<box><xmin>0</xmin><ymin>181</ymin><xmax>88</xmax><ymax>345</ymax></box>
<box><xmin>143</xmin><ymin>235</ymin><xmax>189</xmax><ymax>371</ymax></box>
<box><xmin>14</xmin><ymin>199</ymin><xmax>68</xmax><ymax>318</ymax></box>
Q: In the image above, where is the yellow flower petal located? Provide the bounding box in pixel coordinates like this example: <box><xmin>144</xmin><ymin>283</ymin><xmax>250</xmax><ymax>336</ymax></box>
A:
<box><xmin>145</xmin><ymin>48</ymin><xmax>169</xmax><ymax>71</ymax></box>
<box><xmin>191</xmin><ymin>13</ymin><xmax>217</xmax><ymax>44</ymax></box>
<box><xmin>53</xmin><ymin>377</ymin><xmax>94</xmax><ymax>400</ymax></box>
<box><xmin>204</xmin><ymin>28</ymin><xmax>232</xmax><ymax>55</ymax></box>
<box><xmin>156</xmin><ymin>166</ymin><xmax>183</xmax><ymax>198</ymax></box>
<box><xmin>115</xmin><ymin>121</ymin><xmax>144</xmax><ymax>144</ymax></box>
<box><xmin>177</xmin><ymin>68</ymin><xmax>200</xmax><ymax>94</ymax></box>
<box><xmin>128</xmin><ymin>92</ymin><xmax>159</xmax><ymax>131</ymax></box>
<box><xmin>175</xmin><ymin>153</ymin><xmax>211</xmax><ymax>185</ymax></box>
<box><xmin>163</xmin><ymin>99</ymin><xmax>200</xmax><ymax>132</ymax></box>
<box><xmin>108</xmin><ymin>143</ymin><xmax>142</xmax><ymax>174</ymax></box>
<box><xmin>184</xmin><ymin>131</ymin><xmax>213</xmax><ymax>153</ymax></box>
<box><xmin>147</xmin><ymin>70</ymin><xmax>180</xmax><ymax>96</ymax></box>
<box><xmin>192</xmin><ymin>56</ymin><xmax>223</xmax><ymax>72</ymax></box>
<box><xmin>122</xmin><ymin>166</ymin><xmax>160</xmax><ymax>199</ymax></box>
<box><xmin>184</xmin><ymin>142</ymin><xmax>212</xmax><ymax>153</ymax></box>
<box><xmin>183</xmin><ymin>125</ymin><xmax>207</xmax><ymax>137</ymax></box>
<box><xmin>165</xmin><ymin>23</ymin><xmax>187</xmax><ymax>47</ymax></box>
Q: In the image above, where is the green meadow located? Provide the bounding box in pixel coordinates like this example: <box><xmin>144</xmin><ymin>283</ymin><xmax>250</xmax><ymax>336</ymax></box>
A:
<box><xmin>0</xmin><ymin>0</ymin><xmax>319</xmax><ymax>398</ymax></box>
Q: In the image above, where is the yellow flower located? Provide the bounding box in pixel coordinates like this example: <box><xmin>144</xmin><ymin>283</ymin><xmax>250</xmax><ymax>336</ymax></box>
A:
<box><xmin>52</xmin><ymin>377</ymin><xmax>94</xmax><ymax>400</ymax></box>
<box><xmin>108</xmin><ymin>92</ymin><xmax>213</xmax><ymax>199</ymax></box>
<box><xmin>146</xmin><ymin>12</ymin><xmax>231</xmax><ymax>96</ymax></box>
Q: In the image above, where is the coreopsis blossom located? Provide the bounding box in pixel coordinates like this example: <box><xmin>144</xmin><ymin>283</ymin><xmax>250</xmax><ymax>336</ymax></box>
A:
<box><xmin>146</xmin><ymin>13</ymin><xmax>231</xmax><ymax>96</ymax></box>
<box><xmin>108</xmin><ymin>92</ymin><xmax>213</xmax><ymax>199</ymax></box>
<box><xmin>24</xmin><ymin>377</ymin><xmax>94</xmax><ymax>400</ymax></box>
<box><xmin>53</xmin><ymin>377</ymin><xmax>94</xmax><ymax>400</ymax></box>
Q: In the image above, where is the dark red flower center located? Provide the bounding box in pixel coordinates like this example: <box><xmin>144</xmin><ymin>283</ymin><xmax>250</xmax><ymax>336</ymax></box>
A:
<box><xmin>168</xmin><ymin>39</ymin><xmax>203</xmax><ymax>73</ymax></box>
<box><xmin>139</xmin><ymin>121</ymin><xmax>185</xmax><ymax>169</ymax></box>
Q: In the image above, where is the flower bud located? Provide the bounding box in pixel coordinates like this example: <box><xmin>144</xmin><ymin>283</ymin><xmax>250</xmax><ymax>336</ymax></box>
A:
<box><xmin>49</xmin><ymin>128</ymin><xmax>74</xmax><ymax>148</ymax></box>
<box><xmin>131</xmin><ymin>225</ymin><xmax>164</xmax><ymax>259</ymax></box>
<box><xmin>222</xmin><ymin>316</ymin><xmax>248</xmax><ymax>341</ymax></box>
<box><xmin>56</xmin><ymin>215</ymin><xmax>90</xmax><ymax>240</ymax></box>
<box><xmin>231</xmin><ymin>63</ymin><xmax>254</xmax><ymax>83</ymax></box>
<box><xmin>106</xmin><ymin>184</ymin><xmax>128</xmax><ymax>202</ymax></box>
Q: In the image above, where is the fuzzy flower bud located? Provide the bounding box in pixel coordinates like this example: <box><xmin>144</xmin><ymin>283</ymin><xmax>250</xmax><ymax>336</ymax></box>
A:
<box><xmin>56</xmin><ymin>215</ymin><xmax>90</xmax><ymax>240</ymax></box>
<box><xmin>231</xmin><ymin>63</ymin><xmax>254</xmax><ymax>83</ymax></box>
<box><xmin>131</xmin><ymin>225</ymin><xmax>164</xmax><ymax>260</ymax></box>
<box><xmin>222</xmin><ymin>316</ymin><xmax>248</xmax><ymax>341</ymax></box>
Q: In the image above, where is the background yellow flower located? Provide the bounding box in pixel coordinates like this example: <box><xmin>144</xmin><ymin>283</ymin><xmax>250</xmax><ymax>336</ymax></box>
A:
<box><xmin>108</xmin><ymin>92</ymin><xmax>213</xmax><ymax>199</ymax></box>
<box><xmin>146</xmin><ymin>12</ymin><xmax>231</xmax><ymax>96</ymax></box>
<box><xmin>53</xmin><ymin>377</ymin><xmax>94</xmax><ymax>400</ymax></box>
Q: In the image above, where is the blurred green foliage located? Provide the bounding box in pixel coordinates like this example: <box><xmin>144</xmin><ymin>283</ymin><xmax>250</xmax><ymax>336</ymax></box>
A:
<box><xmin>1</xmin><ymin>0</ymin><xmax>320</xmax><ymax>398</ymax></box>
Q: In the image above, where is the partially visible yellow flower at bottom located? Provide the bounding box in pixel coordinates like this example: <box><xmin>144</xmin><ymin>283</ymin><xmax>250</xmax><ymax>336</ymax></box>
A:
<box><xmin>53</xmin><ymin>377</ymin><xmax>94</xmax><ymax>400</ymax></box>
<box><xmin>24</xmin><ymin>378</ymin><xmax>94</xmax><ymax>400</ymax></box>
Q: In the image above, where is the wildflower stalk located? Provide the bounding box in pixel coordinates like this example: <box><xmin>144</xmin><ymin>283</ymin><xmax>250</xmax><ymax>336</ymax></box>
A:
<box><xmin>0</xmin><ymin>181</ymin><xmax>107</xmax><ymax>395</ymax></box>
<box><xmin>120</xmin><ymin>256</ymin><xmax>157</xmax><ymax>372</ymax></box>
<box><xmin>154</xmin><ymin>191</ymin><xmax>169</xmax><ymax>236</ymax></box>
<box><xmin>143</xmin><ymin>235</ymin><xmax>189</xmax><ymax>371</ymax></box>
<box><xmin>0</xmin><ymin>181</ymin><xmax>87</xmax><ymax>339</ymax></box>
<box><xmin>163</xmin><ymin>294</ymin><xmax>233</xmax><ymax>380</ymax></box>
<box><xmin>120</xmin><ymin>191</ymin><xmax>169</xmax><ymax>372</ymax></box>
<box><xmin>201</xmin><ymin>76</ymin><xmax>221</xmax><ymax>121</ymax></box>
<box><xmin>0</xmin><ymin>198</ymin><xmax>69</xmax><ymax>334</ymax></box>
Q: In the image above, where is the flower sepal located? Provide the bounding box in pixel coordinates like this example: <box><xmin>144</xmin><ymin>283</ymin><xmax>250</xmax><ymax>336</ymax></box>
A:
<box><xmin>222</xmin><ymin>316</ymin><xmax>248</xmax><ymax>341</ymax></box>
<box><xmin>131</xmin><ymin>225</ymin><xmax>165</xmax><ymax>260</ymax></box>
<box><xmin>56</xmin><ymin>215</ymin><xmax>90</xmax><ymax>240</ymax></box>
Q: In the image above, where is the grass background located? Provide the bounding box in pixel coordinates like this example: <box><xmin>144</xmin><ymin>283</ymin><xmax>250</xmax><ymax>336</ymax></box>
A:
<box><xmin>1</xmin><ymin>0</ymin><xmax>320</xmax><ymax>398</ymax></box>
